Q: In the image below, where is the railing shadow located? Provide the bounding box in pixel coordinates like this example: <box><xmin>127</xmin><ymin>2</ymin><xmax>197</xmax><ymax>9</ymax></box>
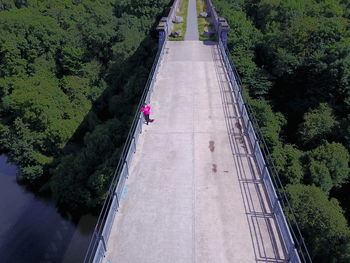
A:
<box><xmin>35</xmin><ymin>26</ymin><xmax>165</xmax><ymax>263</ymax></box>
<box><xmin>48</xmin><ymin>31</ymin><xmax>160</xmax><ymax>212</ymax></box>
<box><xmin>80</xmin><ymin>24</ymin><xmax>172</xmax><ymax>263</ymax></box>
<box><xmin>211</xmin><ymin>43</ymin><xmax>287</xmax><ymax>263</ymax></box>
<box><xmin>202</xmin><ymin>40</ymin><xmax>217</xmax><ymax>46</ymax></box>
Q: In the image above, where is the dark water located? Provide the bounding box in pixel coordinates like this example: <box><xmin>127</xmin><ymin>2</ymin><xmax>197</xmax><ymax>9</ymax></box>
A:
<box><xmin>0</xmin><ymin>155</ymin><xmax>97</xmax><ymax>263</ymax></box>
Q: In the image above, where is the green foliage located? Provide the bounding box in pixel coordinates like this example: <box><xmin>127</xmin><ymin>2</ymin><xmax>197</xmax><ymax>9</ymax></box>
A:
<box><xmin>255</xmin><ymin>0</ymin><xmax>350</xmax><ymax>114</ymax></box>
<box><xmin>250</xmin><ymin>99</ymin><xmax>286</xmax><ymax>148</ymax></box>
<box><xmin>0</xmin><ymin>0</ymin><xmax>15</xmax><ymax>10</ymax></box>
<box><xmin>60</xmin><ymin>47</ymin><xmax>85</xmax><ymax>75</ymax></box>
<box><xmin>0</xmin><ymin>0</ymin><xmax>28</xmax><ymax>10</ymax></box>
<box><xmin>0</xmin><ymin>0</ymin><xmax>169</xmax><ymax>210</ymax></box>
<box><xmin>50</xmin><ymin>118</ymin><xmax>127</xmax><ymax>210</ymax></box>
<box><xmin>115</xmin><ymin>0</ymin><xmax>168</xmax><ymax>19</ymax></box>
<box><xmin>272</xmin><ymin>144</ymin><xmax>304</xmax><ymax>184</ymax></box>
<box><xmin>307</xmin><ymin>160</ymin><xmax>333</xmax><ymax>192</ymax></box>
<box><xmin>304</xmin><ymin>142</ymin><xmax>350</xmax><ymax>190</ymax></box>
<box><xmin>213</xmin><ymin>0</ymin><xmax>272</xmax><ymax>97</ymax></box>
<box><xmin>340</xmin><ymin>115</ymin><xmax>350</xmax><ymax>150</ymax></box>
<box><xmin>0</xmin><ymin>8</ymin><xmax>62</xmax><ymax>77</ymax></box>
<box><xmin>286</xmin><ymin>184</ymin><xmax>350</xmax><ymax>262</ymax></box>
<box><xmin>215</xmin><ymin>1</ymin><xmax>350</xmax><ymax>260</ymax></box>
<box><xmin>48</xmin><ymin>0</ymin><xmax>169</xmax><ymax>212</ymax></box>
<box><xmin>298</xmin><ymin>103</ymin><xmax>338</xmax><ymax>147</ymax></box>
<box><xmin>0</xmin><ymin>117</ymin><xmax>48</xmax><ymax>183</ymax></box>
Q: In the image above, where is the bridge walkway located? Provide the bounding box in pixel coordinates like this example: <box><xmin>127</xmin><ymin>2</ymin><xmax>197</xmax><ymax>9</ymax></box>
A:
<box><xmin>103</xmin><ymin>40</ymin><xmax>287</xmax><ymax>263</ymax></box>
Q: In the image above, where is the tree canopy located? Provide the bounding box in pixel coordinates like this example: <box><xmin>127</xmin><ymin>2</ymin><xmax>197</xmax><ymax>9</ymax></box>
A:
<box><xmin>286</xmin><ymin>184</ymin><xmax>350</xmax><ymax>262</ymax></box>
<box><xmin>0</xmin><ymin>0</ymin><xmax>170</xmax><ymax>211</ymax></box>
<box><xmin>215</xmin><ymin>0</ymin><xmax>350</xmax><ymax>261</ymax></box>
<box><xmin>298</xmin><ymin>103</ymin><xmax>338</xmax><ymax>147</ymax></box>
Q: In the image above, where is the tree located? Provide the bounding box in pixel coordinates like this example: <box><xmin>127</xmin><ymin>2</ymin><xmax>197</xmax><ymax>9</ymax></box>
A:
<box><xmin>0</xmin><ymin>0</ymin><xmax>15</xmax><ymax>10</ymax></box>
<box><xmin>304</xmin><ymin>142</ymin><xmax>350</xmax><ymax>190</ymax></box>
<box><xmin>114</xmin><ymin>0</ymin><xmax>169</xmax><ymax>20</ymax></box>
<box><xmin>250</xmin><ymin>99</ymin><xmax>286</xmax><ymax>148</ymax></box>
<box><xmin>1</xmin><ymin>118</ymin><xmax>50</xmax><ymax>183</ymax></box>
<box><xmin>340</xmin><ymin>115</ymin><xmax>350</xmax><ymax>150</ymax></box>
<box><xmin>213</xmin><ymin>0</ymin><xmax>272</xmax><ymax>97</ymax></box>
<box><xmin>272</xmin><ymin>144</ymin><xmax>304</xmax><ymax>185</ymax></box>
<box><xmin>286</xmin><ymin>184</ymin><xmax>350</xmax><ymax>262</ymax></box>
<box><xmin>306</xmin><ymin>160</ymin><xmax>333</xmax><ymax>192</ymax></box>
<box><xmin>213</xmin><ymin>1</ymin><xmax>350</xmax><ymax>260</ymax></box>
<box><xmin>60</xmin><ymin>46</ymin><xmax>84</xmax><ymax>75</ymax></box>
<box><xmin>298</xmin><ymin>103</ymin><xmax>338</xmax><ymax>147</ymax></box>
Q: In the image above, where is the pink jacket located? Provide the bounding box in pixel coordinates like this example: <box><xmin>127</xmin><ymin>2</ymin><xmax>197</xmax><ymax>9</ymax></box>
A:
<box><xmin>141</xmin><ymin>105</ymin><xmax>151</xmax><ymax>115</ymax></box>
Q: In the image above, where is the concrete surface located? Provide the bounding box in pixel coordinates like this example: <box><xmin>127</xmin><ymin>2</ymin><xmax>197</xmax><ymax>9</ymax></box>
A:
<box><xmin>185</xmin><ymin>0</ymin><xmax>199</xmax><ymax>40</ymax></box>
<box><xmin>103</xmin><ymin>41</ymin><xmax>287</xmax><ymax>263</ymax></box>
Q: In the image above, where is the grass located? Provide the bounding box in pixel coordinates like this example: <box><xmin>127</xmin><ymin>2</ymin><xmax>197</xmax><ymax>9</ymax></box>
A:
<box><xmin>169</xmin><ymin>0</ymin><xmax>189</xmax><ymax>41</ymax></box>
<box><xmin>196</xmin><ymin>0</ymin><xmax>217</xmax><ymax>41</ymax></box>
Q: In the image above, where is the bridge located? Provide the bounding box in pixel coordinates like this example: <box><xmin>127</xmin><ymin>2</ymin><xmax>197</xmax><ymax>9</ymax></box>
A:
<box><xmin>84</xmin><ymin>0</ymin><xmax>310</xmax><ymax>262</ymax></box>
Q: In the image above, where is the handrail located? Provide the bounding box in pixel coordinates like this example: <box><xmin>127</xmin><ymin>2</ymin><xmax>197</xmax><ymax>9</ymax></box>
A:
<box><xmin>84</xmin><ymin>0</ymin><xmax>311</xmax><ymax>261</ymax></box>
<box><xmin>218</xmin><ymin>39</ymin><xmax>312</xmax><ymax>263</ymax></box>
<box><xmin>83</xmin><ymin>1</ymin><xmax>180</xmax><ymax>261</ymax></box>
<box><xmin>83</xmin><ymin>26</ymin><xmax>167</xmax><ymax>263</ymax></box>
<box><xmin>205</xmin><ymin>0</ymin><xmax>220</xmax><ymax>32</ymax></box>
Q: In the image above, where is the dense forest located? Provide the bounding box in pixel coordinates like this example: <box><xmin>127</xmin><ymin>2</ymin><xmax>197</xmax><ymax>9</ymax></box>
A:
<box><xmin>213</xmin><ymin>0</ymin><xmax>350</xmax><ymax>261</ymax></box>
<box><xmin>1</xmin><ymin>0</ymin><xmax>350</xmax><ymax>261</ymax></box>
<box><xmin>0</xmin><ymin>0</ymin><xmax>170</xmax><ymax>212</ymax></box>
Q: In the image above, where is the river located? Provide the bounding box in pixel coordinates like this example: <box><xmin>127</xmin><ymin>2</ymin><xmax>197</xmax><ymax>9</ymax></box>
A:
<box><xmin>0</xmin><ymin>155</ymin><xmax>97</xmax><ymax>263</ymax></box>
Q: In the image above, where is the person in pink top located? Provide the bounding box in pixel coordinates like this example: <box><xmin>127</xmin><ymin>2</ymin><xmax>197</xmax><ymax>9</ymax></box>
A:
<box><xmin>141</xmin><ymin>103</ymin><xmax>154</xmax><ymax>125</ymax></box>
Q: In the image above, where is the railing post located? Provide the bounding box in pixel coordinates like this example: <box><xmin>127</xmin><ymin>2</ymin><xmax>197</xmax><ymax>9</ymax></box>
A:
<box><xmin>156</xmin><ymin>17</ymin><xmax>167</xmax><ymax>49</ymax></box>
<box><xmin>114</xmin><ymin>191</ymin><xmax>119</xmax><ymax>211</ymax></box>
<box><xmin>218</xmin><ymin>17</ymin><xmax>230</xmax><ymax>48</ymax></box>
<box><xmin>101</xmin><ymin>235</ymin><xmax>107</xmax><ymax>252</ymax></box>
<box><xmin>273</xmin><ymin>197</ymin><xmax>279</xmax><ymax>214</ymax></box>
<box><xmin>84</xmin><ymin>12</ymin><xmax>175</xmax><ymax>263</ymax></box>
<box><xmin>125</xmin><ymin>160</ymin><xmax>129</xmax><ymax>178</ymax></box>
<box><xmin>253</xmin><ymin>138</ymin><xmax>259</xmax><ymax>153</ymax></box>
<box><xmin>133</xmin><ymin>137</ymin><xmax>136</xmax><ymax>153</ymax></box>
<box><xmin>139</xmin><ymin>116</ymin><xmax>143</xmax><ymax>133</ymax></box>
<box><xmin>288</xmin><ymin>242</ymin><xmax>299</xmax><ymax>263</ymax></box>
<box><xmin>261</xmin><ymin>164</ymin><xmax>267</xmax><ymax>180</ymax></box>
<box><xmin>214</xmin><ymin>11</ymin><xmax>309</xmax><ymax>261</ymax></box>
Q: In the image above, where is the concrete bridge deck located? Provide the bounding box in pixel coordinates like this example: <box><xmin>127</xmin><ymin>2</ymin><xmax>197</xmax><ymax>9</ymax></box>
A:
<box><xmin>103</xmin><ymin>40</ymin><xmax>287</xmax><ymax>263</ymax></box>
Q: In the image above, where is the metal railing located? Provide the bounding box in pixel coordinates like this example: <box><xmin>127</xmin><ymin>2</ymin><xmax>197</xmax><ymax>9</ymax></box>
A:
<box><xmin>83</xmin><ymin>25</ymin><xmax>168</xmax><ymax>263</ymax></box>
<box><xmin>205</xmin><ymin>0</ymin><xmax>220</xmax><ymax>32</ymax></box>
<box><xmin>83</xmin><ymin>1</ymin><xmax>181</xmax><ymax>261</ymax></box>
<box><xmin>84</xmin><ymin>0</ymin><xmax>311</xmax><ymax>261</ymax></box>
<box><xmin>218</xmin><ymin>39</ymin><xmax>312</xmax><ymax>263</ymax></box>
<box><xmin>205</xmin><ymin>1</ymin><xmax>311</xmax><ymax>260</ymax></box>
